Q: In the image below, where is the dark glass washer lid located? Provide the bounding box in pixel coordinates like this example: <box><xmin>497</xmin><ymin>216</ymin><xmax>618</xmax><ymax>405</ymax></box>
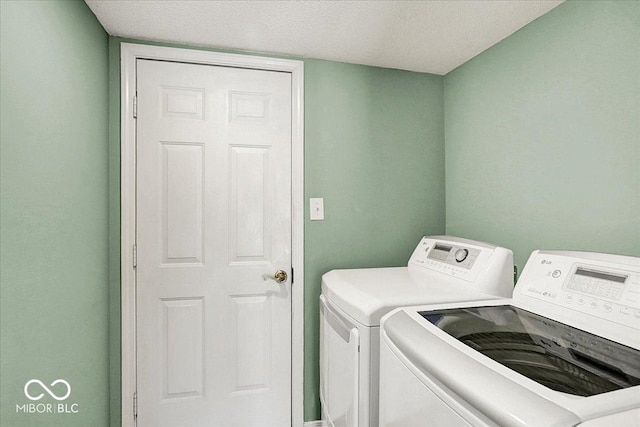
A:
<box><xmin>420</xmin><ymin>305</ymin><xmax>640</xmax><ymax>397</ymax></box>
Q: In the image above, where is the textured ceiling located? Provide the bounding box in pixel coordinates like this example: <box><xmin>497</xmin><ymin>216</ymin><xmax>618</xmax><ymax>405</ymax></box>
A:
<box><xmin>86</xmin><ymin>0</ymin><xmax>563</xmax><ymax>75</ymax></box>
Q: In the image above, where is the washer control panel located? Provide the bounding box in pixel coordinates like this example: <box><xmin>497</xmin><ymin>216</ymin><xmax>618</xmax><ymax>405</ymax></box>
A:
<box><xmin>516</xmin><ymin>250</ymin><xmax>640</xmax><ymax>329</ymax></box>
<box><xmin>565</xmin><ymin>267</ymin><xmax>626</xmax><ymax>300</ymax></box>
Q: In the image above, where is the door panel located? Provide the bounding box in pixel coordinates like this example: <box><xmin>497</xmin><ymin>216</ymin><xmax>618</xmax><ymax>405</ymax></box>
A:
<box><xmin>162</xmin><ymin>142</ymin><xmax>204</xmax><ymax>264</ymax></box>
<box><xmin>231</xmin><ymin>294</ymin><xmax>272</xmax><ymax>392</ymax></box>
<box><xmin>136</xmin><ymin>59</ymin><xmax>292</xmax><ymax>427</ymax></box>
<box><xmin>162</xmin><ymin>297</ymin><xmax>204</xmax><ymax>399</ymax></box>
<box><xmin>230</xmin><ymin>145</ymin><xmax>272</xmax><ymax>262</ymax></box>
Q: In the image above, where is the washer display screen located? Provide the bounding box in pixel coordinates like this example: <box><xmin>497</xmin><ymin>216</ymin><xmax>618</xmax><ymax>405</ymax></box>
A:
<box><xmin>420</xmin><ymin>306</ymin><xmax>640</xmax><ymax>396</ymax></box>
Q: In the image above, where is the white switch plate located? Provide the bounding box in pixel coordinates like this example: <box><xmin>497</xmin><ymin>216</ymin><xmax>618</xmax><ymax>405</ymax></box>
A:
<box><xmin>310</xmin><ymin>198</ymin><xmax>324</xmax><ymax>221</ymax></box>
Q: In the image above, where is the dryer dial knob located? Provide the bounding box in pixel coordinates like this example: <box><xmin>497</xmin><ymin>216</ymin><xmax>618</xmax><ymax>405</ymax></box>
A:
<box><xmin>455</xmin><ymin>249</ymin><xmax>469</xmax><ymax>263</ymax></box>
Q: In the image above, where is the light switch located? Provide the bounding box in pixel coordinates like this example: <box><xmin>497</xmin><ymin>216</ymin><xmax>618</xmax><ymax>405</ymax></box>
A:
<box><xmin>310</xmin><ymin>198</ymin><xmax>324</xmax><ymax>221</ymax></box>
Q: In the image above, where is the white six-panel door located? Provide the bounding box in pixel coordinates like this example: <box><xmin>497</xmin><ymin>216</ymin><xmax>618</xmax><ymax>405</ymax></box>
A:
<box><xmin>136</xmin><ymin>59</ymin><xmax>292</xmax><ymax>426</ymax></box>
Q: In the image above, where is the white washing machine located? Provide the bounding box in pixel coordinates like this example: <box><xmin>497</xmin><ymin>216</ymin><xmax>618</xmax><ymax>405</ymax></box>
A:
<box><xmin>320</xmin><ymin>235</ymin><xmax>515</xmax><ymax>427</ymax></box>
<box><xmin>380</xmin><ymin>250</ymin><xmax>640</xmax><ymax>427</ymax></box>
<box><xmin>579</xmin><ymin>407</ymin><xmax>640</xmax><ymax>426</ymax></box>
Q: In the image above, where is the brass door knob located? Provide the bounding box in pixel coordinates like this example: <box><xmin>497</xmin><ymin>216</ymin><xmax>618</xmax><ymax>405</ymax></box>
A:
<box><xmin>262</xmin><ymin>270</ymin><xmax>288</xmax><ymax>283</ymax></box>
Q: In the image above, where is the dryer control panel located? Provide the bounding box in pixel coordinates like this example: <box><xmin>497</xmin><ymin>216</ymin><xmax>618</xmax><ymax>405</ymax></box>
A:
<box><xmin>408</xmin><ymin>236</ymin><xmax>513</xmax><ymax>296</ymax></box>
<box><xmin>426</xmin><ymin>243</ymin><xmax>480</xmax><ymax>270</ymax></box>
<box><xmin>516</xmin><ymin>250</ymin><xmax>640</xmax><ymax>331</ymax></box>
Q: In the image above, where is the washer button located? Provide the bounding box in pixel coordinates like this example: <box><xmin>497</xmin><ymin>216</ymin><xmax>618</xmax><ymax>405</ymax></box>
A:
<box><xmin>552</xmin><ymin>270</ymin><xmax>562</xmax><ymax>278</ymax></box>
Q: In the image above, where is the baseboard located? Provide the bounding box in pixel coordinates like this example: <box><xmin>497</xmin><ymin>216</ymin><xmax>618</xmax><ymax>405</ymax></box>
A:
<box><xmin>303</xmin><ymin>421</ymin><xmax>327</xmax><ymax>427</ymax></box>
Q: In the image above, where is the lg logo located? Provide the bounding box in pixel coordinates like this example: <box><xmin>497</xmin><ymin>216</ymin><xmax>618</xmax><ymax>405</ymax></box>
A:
<box><xmin>16</xmin><ymin>378</ymin><xmax>79</xmax><ymax>415</ymax></box>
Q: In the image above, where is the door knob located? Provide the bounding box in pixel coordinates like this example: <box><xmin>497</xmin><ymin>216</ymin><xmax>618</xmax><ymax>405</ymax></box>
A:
<box><xmin>262</xmin><ymin>270</ymin><xmax>288</xmax><ymax>283</ymax></box>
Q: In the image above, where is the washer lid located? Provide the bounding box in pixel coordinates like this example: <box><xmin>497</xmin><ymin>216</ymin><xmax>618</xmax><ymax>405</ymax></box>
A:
<box><xmin>321</xmin><ymin>267</ymin><xmax>501</xmax><ymax>326</ymax></box>
<box><xmin>420</xmin><ymin>305</ymin><xmax>640</xmax><ymax>396</ymax></box>
<box><xmin>383</xmin><ymin>309</ymin><xmax>583</xmax><ymax>427</ymax></box>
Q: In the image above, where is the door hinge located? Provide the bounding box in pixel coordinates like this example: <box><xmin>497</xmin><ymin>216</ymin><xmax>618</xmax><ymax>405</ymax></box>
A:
<box><xmin>291</xmin><ymin>267</ymin><xmax>294</xmax><ymax>285</ymax></box>
<box><xmin>133</xmin><ymin>391</ymin><xmax>137</xmax><ymax>419</ymax></box>
<box><xmin>133</xmin><ymin>244</ymin><xmax>137</xmax><ymax>268</ymax></box>
<box><xmin>133</xmin><ymin>95</ymin><xmax>138</xmax><ymax>119</ymax></box>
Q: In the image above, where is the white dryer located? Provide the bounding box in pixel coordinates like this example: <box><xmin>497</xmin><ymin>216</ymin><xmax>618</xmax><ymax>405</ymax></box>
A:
<box><xmin>320</xmin><ymin>236</ymin><xmax>515</xmax><ymax>427</ymax></box>
<box><xmin>380</xmin><ymin>250</ymin><xmax>640</xmax><ymax>427</ymax></box>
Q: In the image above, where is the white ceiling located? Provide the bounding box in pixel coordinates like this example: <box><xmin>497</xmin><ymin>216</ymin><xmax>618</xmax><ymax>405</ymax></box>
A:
<box><xmin>86</xmin><ymin>0</ymin><xmax>563</xmax><ymax>75</ymax></box>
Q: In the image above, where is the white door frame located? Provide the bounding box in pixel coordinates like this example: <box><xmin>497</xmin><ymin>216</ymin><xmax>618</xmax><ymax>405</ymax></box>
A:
<box><xmin>120</xmin><ymin>42</ymin><xmax>304</xmax><ymax>427</ymax></box>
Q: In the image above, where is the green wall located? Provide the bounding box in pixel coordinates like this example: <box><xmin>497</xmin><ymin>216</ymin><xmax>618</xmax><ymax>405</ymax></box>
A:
<box><xmin>444</xmin><ymin>0</ymin><xmax>640</xmax><ymax>271</ymax></box>
<box><xmin>0</xmin><ymin>1</ymin><xmax>110</xmax><ymax>426</ymax></box>
<box><xmin>303</xmin><ymin>59</ymin><xmax>445</xmax><ymax>418</ymax></box>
